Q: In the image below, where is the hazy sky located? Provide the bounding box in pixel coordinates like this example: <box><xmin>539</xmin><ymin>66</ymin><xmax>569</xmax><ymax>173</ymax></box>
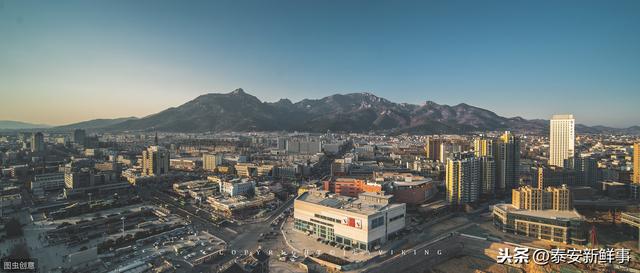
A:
<box><xmin>1</xmin><ymin>0</ymin><xmax>639</xmax><ymax>127</ymax></box>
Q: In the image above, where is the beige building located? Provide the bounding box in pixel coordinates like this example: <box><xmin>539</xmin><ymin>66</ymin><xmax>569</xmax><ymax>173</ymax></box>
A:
<box><xmin>294</xmin><ymin>190</ymin><xmax>405</xmax><ymax>251</ymax></box>
<box><xmin>550</xmin><ymin>114</ymin><xmax>575</xmax><ymax>167</ymax></box>
<box><xmin>424</xmin><ymin>137</ymin><xmax>445</xmax><ymax>161</ymax></box>
<box><xmin>235</xmin><ymin>163</ymin><xmax>273</xmax><ymax>177</ymax></box>
<box><xmin>203</xmin><ymin>153</ymin><xmax>223</xmax><ymax>171</ymax></box>
<box><xmin>511</xmin><ymin>185</ymin><xmax>571</xmax><ymax>211</ymax></box>
<box><xmin>142</xmin><ymin>145</ymin><xmax>170</xmax><ymax>176</ymax></box>
<box><xmin>493</xmin><ymin>203</ymin><xmax>586</xmax><ymax>244</ymax></box>
<box><xmin>474</xmin><ymin>137</ymin><xmax>493</xmax><ymax>157</ymax></box>
<box><xmin>494</xmin><ymin>184</ymin><xmax>585</xmax><ymax>245</ymax></box>
<box><xmin>446</xmin><ymin>156</ymin><xmax>480</xmax><ymax>205</ymax></box>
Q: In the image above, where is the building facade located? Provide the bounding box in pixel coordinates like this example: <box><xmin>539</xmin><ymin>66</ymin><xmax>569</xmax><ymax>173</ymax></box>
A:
<box><xmin>391</xmin><ymin>179</ymin><xmax>437</xmax><ymax>205</ymax></box>
<box><xmin>494</xmin><ymin>131</ymin><xmax>520</xmax><ymax>193</ymax></box>
<box><xmin>494</xmin><ymin>183</ymin><xmax>585</xmax><ymax>245</ymax></box>
<box><xmin>634</xmin><ymin>142</ymin><xmax>640</xmax><ymax>184</ymax></box>
<box><xmin>474</xmin><ymin>137</ymin><xmax>494</xmax><ymax>157</ymax></box>
<box><xmin>203</xmin><ymin>153</ymin><xmax>223</xmax><ymax>171</ymax></box>
<box><xmin>31</xmin><ymin>132</ymin><xmax>45</xmax><ymax>153</ymax></box>
<box><xmin>31</xmin><ymin>172</ymin><xmax>65</xmax><ymax>196</ymax></box>
<box><xmin>446</xmin><ymin>156</ymin><xmax>480</xmax><ymax>205</ymax></box>
<box><xmin>479</xmin><ymin>156</ymin><xmax>496</xmax><ymax>196</ymax></box>
<box><xmin>219</xmin><ymin>178</ymin><xmax>256</xmax><ymax>197</ymax></box>
<box><xmin>512</xmin><ymin>185</ymin><xmax>572</xmax><ymax>211</ymax></box>
<box><xmin>323</xmin><ymin>178</ymin><xmax>382</xmax><ymax>198</ymax></box>
<box><xmin>294</xmin><ymin>190</ymin><xmax>406</xmax><ymax>251</ymax></box>
<box><xmin>549</xmin><ymin>114</ymin><xmax>575</xmax><ymax>168</ymax></box>
<box><xmin>424</xmin><ymin>137</ymin><xmax>445</xmax><ymax>161</ymax></box>
<box><xmin>142</xmin><ymin>146</ymin><xmax>170</xmax><ymax>176</ymax></box>
<box><xmin>493</xmin><ymin>203</ymin><xmax>587</xmax><ymax>245</ymax></box>
<box><xmin>73</xmin><ymin>129</ymin><xmax>86</xmax><ymax>146</ymax></box>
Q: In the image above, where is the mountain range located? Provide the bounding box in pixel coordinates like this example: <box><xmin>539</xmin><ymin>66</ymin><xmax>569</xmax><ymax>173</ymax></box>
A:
<box><xmin>0</xmin><ymin>120</ymin><xmax>50</xmax><ymax>130</ymax></box>
<box><xmin>5</xmin><ymin>89</ymin><xmax>638</xmax><ymax>135</ymax></box>
<box><xmin>53</xmin><ymin>117</ymin><xmax>138</xmax><ymax>130</ymax></box>
<box><xmin>103</xmin><ymin>88</ymin><xmax>638</xmax><ymax>135</ymax></box>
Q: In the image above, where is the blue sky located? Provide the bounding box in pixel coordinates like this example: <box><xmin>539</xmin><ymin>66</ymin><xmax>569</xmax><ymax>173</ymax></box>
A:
<box><xmin>1</xmin><ymin>0</ymin><xmax>639</xmax><ymax>127</ymax></box>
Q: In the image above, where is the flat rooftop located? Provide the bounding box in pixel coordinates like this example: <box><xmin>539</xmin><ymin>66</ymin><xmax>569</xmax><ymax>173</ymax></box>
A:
<box><xmin>297</xmin><ymin>190</ymin><xmax>402</xmax><ymax>215</ymax></box>
<box><xmin>393</xmin><ymin>179</ymin><xmax>433</xmax><ymax>187</ymax></box>
<box><xmin>495</xmin><ymin>203</ymin><xmax>584</xmax><ymax>221</ymax></box>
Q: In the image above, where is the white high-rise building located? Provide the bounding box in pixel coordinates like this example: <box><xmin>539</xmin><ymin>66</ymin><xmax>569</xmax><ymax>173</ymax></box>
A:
<box><xmin>549</xmin><ymin>114</ymin><xmax>575</xmax><ymax>168</ymax></box>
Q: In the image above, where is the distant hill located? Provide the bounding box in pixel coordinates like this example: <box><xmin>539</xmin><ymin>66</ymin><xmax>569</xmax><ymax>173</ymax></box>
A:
<box><xmin>102</xmin><ymin>88</ymin><xmax>639</xmax><ymax>135</ymax></box>
<box><xmin>53</xmin><ymin>117</ymin><xmax>138</xmax><ymax>130</ymax></box>
<box><xmin>0</xmin><ymin>120</ymin><xmax>50</xmax><ymax>130</ymax></box>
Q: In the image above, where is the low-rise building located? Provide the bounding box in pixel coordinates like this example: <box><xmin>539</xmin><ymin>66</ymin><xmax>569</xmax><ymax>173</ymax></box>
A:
<box><xmin>323</xmin><ymin>178</ymin><xmax>382</xmax><ymax>198</ymax></box>
<box><xmin>294</xmin><ymin>190</ymin><xmax>406</xmax><ymax>251</ymax></box>
<box><xmin>493</xmin><ymin>185</ymin><xmax>586</xmax><ymax>244</ymax></box>
<box><xmin>169</xmin><ymin>157</ymin><xmax>201</xmax><ymax>171</ymax></box>
<box><xmin>492</xmin><ymin>203</ymin><xmax>587</xmax><ymax>245</ymax></box>
<box><xmin>374</xmin><ymin>172</ymin><xmax>437</xmax><ymax>205</ymax></box>
<box><xmin>219</xmin><ymin>178</ymin><xmax>256</xmax><ymax>197</ymax></box>
<box><xmin>0</xmin><ymin>193</ymin><xmax>22</xmax><ymax>208</ymax></box>
<box><xmin>235</xmin><ymin>163</ymin><xmax>273</xmax><ymax>177</ymax></box>
<box><xmin>31</xmin><ymin>172</ymin><xmax>65</xmax><ymax>196</ymax></box>
<box><xmin>173</xmin><ymin>180</ymin><xmax>219</xmax><ymax>201</ymax></box>
<box><xmin>207</xmin><ymin>187</ymin><xmax>275</xmax><ymax>217</ymax></box>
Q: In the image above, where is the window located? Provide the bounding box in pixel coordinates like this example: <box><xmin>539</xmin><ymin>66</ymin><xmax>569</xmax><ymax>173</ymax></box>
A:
<box><xmin>389</xmin><ymin>214</ymin><xmax>404</xmax><ymax>222</ymax></box>
<box><xmin>371</xmin><ymin>216</ymin><xmax>385</xmax><ymax>229</ymax></box>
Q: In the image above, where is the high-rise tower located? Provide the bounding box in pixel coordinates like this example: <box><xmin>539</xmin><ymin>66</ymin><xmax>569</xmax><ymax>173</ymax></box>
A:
<box><xmin>31</xmin><ymin>132</ymin><xmax>45</xmax><ymax>153</ymax></box>
<box><xmin>549</xmin><ymin>114</ymin><xmax>575</xmax><ymax>168</ymax></box>
<box><xmin>493</xmin><ymin>131</ymin><xmax>520</xmax><ymax>193</ymax></box>
<box><xmin>446</xmin><ymin>155</ymin><xmax>481</xmax><ymax>205</ymax></box>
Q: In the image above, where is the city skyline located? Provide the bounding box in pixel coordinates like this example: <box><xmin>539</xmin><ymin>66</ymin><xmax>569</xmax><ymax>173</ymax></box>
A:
<box><xmin>1</xmin><ymin>0</ymin><xmax>640</xmax><ymax>127</ymax></box>
<box><xmin>2</xmin><ymin>2</ymin><xmax>640</xmax><ymax>272</ymax></box>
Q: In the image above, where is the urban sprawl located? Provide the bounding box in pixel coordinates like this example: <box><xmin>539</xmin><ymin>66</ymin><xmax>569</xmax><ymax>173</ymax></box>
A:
<box><xmin>1</xmin><ymin>114</ymin><xmax>640</xmax><ymax>273</ymax></box>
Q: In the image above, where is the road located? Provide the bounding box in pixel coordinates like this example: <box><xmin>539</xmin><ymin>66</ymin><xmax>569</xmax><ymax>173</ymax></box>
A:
<box><xmin>137</xmin><ymin>184</ymin><xmax>295</xmax><ymax>271</ymax></box>
<box><xmin>360</xmin><ymin>221</ymin><xmax>475</xmax><ymax>273</ymax></box>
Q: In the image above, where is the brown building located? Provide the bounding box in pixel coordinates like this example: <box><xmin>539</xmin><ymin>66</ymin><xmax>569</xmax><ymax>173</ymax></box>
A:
<box><xmin>323</xmin><ymin>178</ymin><xmax>382</xmax><ymax>197</ymax></box>
<box><xmin>392</xmin><ymin>180</ymin><xmax>437</xmax><ymax>205</ymax></box>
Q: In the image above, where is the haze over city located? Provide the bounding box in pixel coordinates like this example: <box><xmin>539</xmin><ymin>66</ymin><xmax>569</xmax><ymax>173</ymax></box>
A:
<box><xmin>1</xmin><ymin>0</ymin><xmax>640</xmax><ymax>127</ymax></box>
